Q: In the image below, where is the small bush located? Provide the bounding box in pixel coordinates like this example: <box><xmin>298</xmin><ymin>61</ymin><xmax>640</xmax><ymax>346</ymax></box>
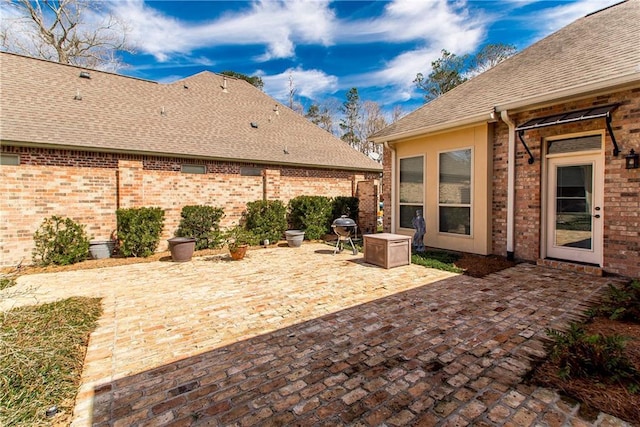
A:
<box><xmin>331</xmin><ymin>197</ymin><xmax>359</xmax><ymax>228</ymax></box>
<box><xmin>589</xmin><ymin>280</ymin><xmax>640</xmax><ymax>323</ymax></box>
<box><xmin>547</xmin><ymin>323</ymin><xmax>638</xmax><ymax>382</ymax></box>
<box><xmin>0</xmin><ymin>276</ymin><xmax>16</xmax><ymax>291</ymax></box>
<box><xmin>116</xmin><ymin>207</ymin><xmax>165</xmax><ymax>257</ymax></box>
<box><xmin>32</xmin><ymin>216</ymin><xmax>90</xmax><ymax>266</ymax></box>
<box><xmin>288</xmin><ymin>196</ymin><xmax>333</xmax><ymax>240</ymax></box>
<box><xmin>245</xmin><ymin>200</ymin><xmax>287</xmax><ymax>243</ymax></box>
<box><xmin>175</xmin><ymin>205</ymin><xmax>225</xmax><ymax>250</ymax></box>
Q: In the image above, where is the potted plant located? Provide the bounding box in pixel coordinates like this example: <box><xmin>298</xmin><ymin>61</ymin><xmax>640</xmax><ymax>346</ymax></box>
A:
<box><xmin>225</xmin><ymin>225</ymin><xmax>258</xmax><ymax>260</ymax></box>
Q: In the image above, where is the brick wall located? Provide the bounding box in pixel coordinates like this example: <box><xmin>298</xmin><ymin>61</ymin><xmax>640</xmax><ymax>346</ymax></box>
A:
<box><xmin>0</xmin><ymin>147</ymin><xmax>378</xmax><ymax>266</ymax></box>
<box><xmin>491</xmin><ymin>88</ymin><xmax>640</xmax><ymax>277</ymax></box>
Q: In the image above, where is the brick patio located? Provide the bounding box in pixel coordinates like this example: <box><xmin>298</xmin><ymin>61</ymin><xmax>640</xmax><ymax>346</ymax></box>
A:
<box><xmin>2</xmin><ymin>243</ymin><xmax>631</xmax><ymax>426</ymax></box>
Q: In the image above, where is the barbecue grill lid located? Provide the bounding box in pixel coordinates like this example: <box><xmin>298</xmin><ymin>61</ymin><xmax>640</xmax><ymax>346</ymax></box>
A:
<box><xmin>332</xmin><ymin>215</ymin><xmax>357</xmax><ymax>226</ymax></box>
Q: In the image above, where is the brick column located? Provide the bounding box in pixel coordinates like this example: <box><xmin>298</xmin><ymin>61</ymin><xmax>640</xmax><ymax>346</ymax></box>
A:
<box><xmin>117</xmin><ymin>160</ymin><xmax>144</xmax><ymax>208</ymax></box>
<box><xmin>263</xmin><ymin>168</ymin><xmax>281</xmax><ymax>200</ymax></box>
<box><xmin>356</xmin><ymin>179</ymin><xmax>379</xmax><ymax>234</ymax></box>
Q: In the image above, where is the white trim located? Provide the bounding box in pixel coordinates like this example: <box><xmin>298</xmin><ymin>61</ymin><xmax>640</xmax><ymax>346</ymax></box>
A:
<box><xmin>500</xmin><ymin>111</ymin><xmax>516</xmax><ymax>256</ymax></box>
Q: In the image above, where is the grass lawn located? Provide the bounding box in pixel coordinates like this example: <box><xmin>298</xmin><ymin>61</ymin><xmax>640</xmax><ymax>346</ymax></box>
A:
<box><xmin>0</xmin><ymin>296</ymin><xmax>102</xmax><ymax>426</ymax></box>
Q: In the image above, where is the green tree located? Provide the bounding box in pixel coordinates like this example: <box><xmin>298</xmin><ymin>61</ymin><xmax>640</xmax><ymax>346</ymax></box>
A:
<box><xmin>221</xmin><ymin>70</ymin><xmax>264</xmax><ymax>90</ymax></box>
<box><xmin>305</xmin><ymin>102</ymin><xmax>334</xmax><ymax>133</ymax></box>
<box><xmin>339</xmin><ymin>88</ymin><xmax>362</xmax><ymax>150</ymax></box>
<box><xmin>414</xmin><ymin>49</ymin><xmax>468</xmax><ymax>102</ymax></box>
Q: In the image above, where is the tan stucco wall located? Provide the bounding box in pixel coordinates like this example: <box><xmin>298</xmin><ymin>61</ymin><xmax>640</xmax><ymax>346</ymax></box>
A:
<box><xmin>392</xmin><ymin>123</ymin><xmax>492</xmax><ymax>255</ymax></box>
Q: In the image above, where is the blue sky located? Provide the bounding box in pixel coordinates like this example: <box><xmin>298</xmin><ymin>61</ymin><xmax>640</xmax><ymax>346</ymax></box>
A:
<box><xmin>6</xmin><ymin>0</ymin><xmax>622</xmax><ymax>116</ymax></box>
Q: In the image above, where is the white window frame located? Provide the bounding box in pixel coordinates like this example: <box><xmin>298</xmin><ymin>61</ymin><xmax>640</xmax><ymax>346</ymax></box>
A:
<box><xmin>437</xmin><ymin>147</ymin><xmax>473</xmax><ymax>236</ymax></box>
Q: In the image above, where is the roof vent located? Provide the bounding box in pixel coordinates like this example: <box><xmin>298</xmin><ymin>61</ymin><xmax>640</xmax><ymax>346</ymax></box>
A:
<box><xmin>250</xmin><ymin>122</ymin><xmax>258</xmax><ymax>128</ymax></box>
<box><xmin>222</xmin><ymin>76</ymin><xmax>228</xmax><ymax>93</ymax></box>
<box><xmin>274</xmin><ymin>104</ymin><xmax>279</xmax><ymax>115</ymax></box>
<box><xmin>79</xmin><ymin>71</ymin><xmax>91</xmax><ymax>79</ymax></box>
<box><xmin>74</xmin><ymin>89</ymin><xmax>82</xmax><ymax>100</ymax></box>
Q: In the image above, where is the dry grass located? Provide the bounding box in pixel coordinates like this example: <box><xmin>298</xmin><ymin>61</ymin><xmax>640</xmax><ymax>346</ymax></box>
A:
<box><xmin>0</xmin><ymin>297</ymin><xmax>102</xmax><ymax>426</ymax></box>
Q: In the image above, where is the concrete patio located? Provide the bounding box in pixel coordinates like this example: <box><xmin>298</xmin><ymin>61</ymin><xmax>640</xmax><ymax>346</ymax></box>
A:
<box><xmin>1</xmin><ymin>243</ymin><xmax>631</xmax><ymax>426</ymax></box>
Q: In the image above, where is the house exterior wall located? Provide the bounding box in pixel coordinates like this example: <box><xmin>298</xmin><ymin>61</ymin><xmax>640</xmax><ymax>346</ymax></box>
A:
<box><xmin>382</xmin><ymin>87</ymin><xmax>639</xmax><ymax>278</ymax></box>
<box><xmin>491</xmin><ymin>88</ymin><xmax>639</xmax><ymax>277</ymax></box>
<box><xmin>0</xmin><ymin>146</ymin><xmax>378</xmax><ymax>266</ymax></box>
<box><xmin>382</xmin><ymin>124</ymin><xmax>493</xmax><ymax>255</ymax></box>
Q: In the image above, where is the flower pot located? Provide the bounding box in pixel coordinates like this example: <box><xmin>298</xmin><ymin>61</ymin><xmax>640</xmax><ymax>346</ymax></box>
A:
<box><xmin>168</xmin><ymin>237</ymin><xmax>196</xmax><ymax>262</ymax></box>
<box><xmin>285</xmin><ymin>230</ymin><xmax>305</xmax><ymax>247</ymax></box>
<box><xmin>89</xmin><ymin>240</ymin><xmax>116</xmax><ymax>259</ymax></box>
<box><xmin>229</xmin><ymin>244</ymin><xmax>249</xmax><ymax>260</ymax></box>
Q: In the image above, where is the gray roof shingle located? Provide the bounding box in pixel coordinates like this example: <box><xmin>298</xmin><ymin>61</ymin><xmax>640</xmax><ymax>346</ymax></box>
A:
<box><xmin>371</xmin><ymin>0</ymin><xmax>640</xmax><ymax>141</ymax></box>
<box><xmin>0</xmin><ymin>53</ymin><xmax>381</xmax><ymax>172</ymax></box>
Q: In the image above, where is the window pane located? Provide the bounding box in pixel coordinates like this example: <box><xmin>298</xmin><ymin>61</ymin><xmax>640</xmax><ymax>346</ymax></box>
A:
<box><xmin>400</xmin><ymin>205</ymin><xmax>423</xmax><ymax>229</ymax></box>
<box><xmin>439</xmin><ymin>150</ymin><xmax>471</xmax><ymax>204</ymax></box>
<box><xmin>400</xmin><ymin>156</ymin><xmax>423</xmax><ymax>203</ymax></box>
<box><xmin>0</xmin><ymin>154</ymin><xmax>20</xmax><ymax>166</ymax></box>
<box><xmin>181</xmin><ymin>164</ymin><xmax>206</xmax><ymax>174</ymax></box>
<box><xmin>548</xmin><ymin>135</ymin><xmax>601</xmax><ymax>154</ymax></box>
<box><xmin>439</xmin><ymin>207</ymin><xmax>470</xmax><ymax>235</ymax></box>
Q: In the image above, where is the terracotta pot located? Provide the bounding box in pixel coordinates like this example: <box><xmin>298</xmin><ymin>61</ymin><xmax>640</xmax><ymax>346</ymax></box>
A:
<box><xmin>229</xmin><ymin>244</ymin><xmax>248</xmax><ymax>260</ymax></box>
<box><xmin>168</xmin><ymin>237</ymin><xmax>196</xmax><ymax>262</ymax></box>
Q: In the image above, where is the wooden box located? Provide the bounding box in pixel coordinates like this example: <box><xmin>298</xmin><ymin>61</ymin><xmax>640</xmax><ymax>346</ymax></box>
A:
<box><xmin>363</xmin><ymin>233</ymin><xmax>411</xmax><ymax>269</ymax></box>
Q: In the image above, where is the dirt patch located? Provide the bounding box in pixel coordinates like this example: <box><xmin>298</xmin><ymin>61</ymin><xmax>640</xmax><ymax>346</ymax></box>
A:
<box><xmin>530</xmin><ymin>317</ymin><xmax>640</xmax><ymax>425</ymax></box>
<box><xmin>454</xmin><ymin>253</ymin><xmax>517</xmax><ymax>278</ymax></box>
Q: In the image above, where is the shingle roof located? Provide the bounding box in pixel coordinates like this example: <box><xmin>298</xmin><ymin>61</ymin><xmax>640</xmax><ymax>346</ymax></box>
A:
<box><xmin>371</xmin><ymin>0</ymin><xmax>640</xmax><ymax>141</ymax></box>
<box><xmin>0</xmin><ymin>52</ymin><xmax>381</xmax><ymax>172</ymax></box>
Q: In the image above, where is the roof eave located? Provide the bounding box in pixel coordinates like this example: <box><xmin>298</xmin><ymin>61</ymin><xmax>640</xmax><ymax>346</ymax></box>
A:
<box><xmin>495</xmin><ymin>71</ymin><xmax>640</xmax><ymax>112</ymax></box>
<box><xmin>0</xmin><ymin>139</ymin><xmax>382</xmax><ymax>173</ymax></box>
<box><xmin>369</xmin><ymin>111</ymin><xmax>495</xmax><ymax>144</ymax></box>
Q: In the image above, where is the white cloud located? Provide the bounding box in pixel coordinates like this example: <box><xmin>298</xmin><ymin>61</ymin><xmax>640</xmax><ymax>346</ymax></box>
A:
<box><xmin>261</xmin><ymin>67</ymin><xmax>339</xmax><ymax>102</ymax></box>
<box><xmin>110</xmin><ymin>0</ymin><xmax>336</xmax><ymax>62</ymax></box>
<box><xmin>533</xmin><ymin>0</ymin><xmax>621</xmax><ymax>34</ymax></box>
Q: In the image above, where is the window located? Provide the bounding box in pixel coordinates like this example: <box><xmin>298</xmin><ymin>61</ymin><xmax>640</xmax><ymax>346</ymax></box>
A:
<box><xmin>439</xmin><ymin>149</ymin><xmax>472</xmax><ymax>235</ymax></box>
<box><xmin>399</xmin><ymin>156</ymin><xmax>424</xmax><ymax>229</ymax></box>
<box><xmin>547</xmin><ymin>135</ymin><xmax>601</xmax><ymax>155</ymax></box>
<box><xmin>240</xmin><ymin>167</ymin><xmax>262</xmax><ymax>176</ymax></box>
<box><xmin>181</xmin><ymin>164</ymin><xmax>206</xmax><ymax>174</ymax></box>
<box><xmin>0</xmin><ymin>154</ymin><xmax>20</xmax><ymax>166</ymax></box>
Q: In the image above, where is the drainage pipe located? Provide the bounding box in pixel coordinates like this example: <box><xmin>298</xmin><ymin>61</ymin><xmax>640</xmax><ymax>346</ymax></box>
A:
<box><xmin>384</xmin><ymin>141</ymin><xmax>396</xmax><ymax>233</ymax></box>
<box><xmin>500</xmin><ymin>110</ymin><xmax>516</xmax><ymax>261</ymax></box>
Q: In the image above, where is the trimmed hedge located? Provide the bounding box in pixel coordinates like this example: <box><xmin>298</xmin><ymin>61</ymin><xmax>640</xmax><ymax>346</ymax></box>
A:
<box><xmin>32</xmin><ymin>216</ymin><xmax>90</xmax><ymax>266</ymax></box>
<box><xmin>288</xmin><ymin>196</ymin><xmax>333</xmax><ymax>240</ymax></box>
<box><xmin>245</xmin><ymin>200</ymin><xmax>287</xmax><ymax>243</ymax></box>
<box><xmin>175</xmin><ymin>205</ymin><xmax>225</xmax><ymax>250</ymax></box>
<box><xmin>116</xmin><ymin>207</ymin><xmax>165</xmax><ymax>257</ymax></box>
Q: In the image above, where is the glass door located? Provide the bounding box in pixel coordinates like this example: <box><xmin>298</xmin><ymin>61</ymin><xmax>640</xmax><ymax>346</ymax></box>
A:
<box><xmin>546</xmin><ymin>154</ymin><xmax>602</xmax><ymax>265</ymax></box>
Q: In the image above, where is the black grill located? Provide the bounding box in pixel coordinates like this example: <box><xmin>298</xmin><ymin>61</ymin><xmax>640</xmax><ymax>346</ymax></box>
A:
<box><xmin>331</xmin><ymin>215</ymin><xmax>358</xmax><ymax>255</ymax></box>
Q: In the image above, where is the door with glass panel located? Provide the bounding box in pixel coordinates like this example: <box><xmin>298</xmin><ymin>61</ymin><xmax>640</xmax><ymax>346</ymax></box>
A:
<box><xmin>546</xmin><ymin>153</ymin><xmax>603</xmax><ymax>265</ymax></box>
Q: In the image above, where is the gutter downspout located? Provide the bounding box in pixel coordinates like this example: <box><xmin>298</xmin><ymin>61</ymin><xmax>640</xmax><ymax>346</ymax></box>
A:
<box><xmin>500</xmin><ymin>110</ymin><xmax>516</xmax><ymax>261</ymax></box>
<box><xmin>384</xmin><ymin>141</ymin><xmax>396</xmax><ymax>233</ymax></box>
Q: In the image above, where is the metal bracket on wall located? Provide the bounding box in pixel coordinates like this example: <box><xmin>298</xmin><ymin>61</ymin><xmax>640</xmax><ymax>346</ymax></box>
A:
<box><xmin>517</xmin><ymin>130</ymin><xmax>535</xmax><ymax>164</ymax></box>
<box><xmin>605</xmin><ymin>114</ymin><xmax>620</xmax><ymax>156</ymax></box>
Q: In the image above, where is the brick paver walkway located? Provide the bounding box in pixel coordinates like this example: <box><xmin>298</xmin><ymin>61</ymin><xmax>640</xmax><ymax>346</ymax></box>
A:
<box><xmin>2</xmin><ymin>243</ymin><xmax>631</xmax><ymax>426</ymax></box>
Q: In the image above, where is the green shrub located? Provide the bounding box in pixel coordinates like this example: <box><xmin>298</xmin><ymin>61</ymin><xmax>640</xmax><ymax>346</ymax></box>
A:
<box><xmin>175</xmin><ymin>205</ymin><xmax>225</xmax><ymax>250</ymax></box>
<box><xmin>0</xmin><ymin>275</ymin><xmax>16</xmax><ymax>291</ymax></box>
<box><xmin>116</xmin><ymin>207</ymin><xmax>165</xmax><ymax>257</ymax></box>
<box><xmin>547</xmin><ymin>323</ymin><xmax>638</xmax><ymax>383</ymax></box>
<box><xmin>589</xmin><ymin>280</ymin><xmax>640</xmax><ymax>323</ymax></box>
<box><xmin>411</xmin><ymin>251</ymin><xmax>464</xmax><ymax>274</ymax></box>
<box><xmin>331</xmin><ymin>196</ymin><xmax>359</xmax><ymax>229</ymax></box>
<box><xmin>245</xmin><ymin>200</ymin><xmax>287</xmax><ymax>243</ymax></box>
<box><xmin>288</xmin><ymin>196</ymin><xmax>333</xmax><ymax>240</ymax></box>
<box><xmin>224</xmin><ymin>224</ymin><xmax>259</xmax><ymax>251</ymax></box>
<box><xmin>32</xmin><ymin>216</ymin><xmax>90</xmax><ymax>266</ymax></box>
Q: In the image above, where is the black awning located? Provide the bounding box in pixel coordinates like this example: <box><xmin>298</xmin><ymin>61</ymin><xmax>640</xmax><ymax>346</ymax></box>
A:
<box><xmin>515</xmin><ymin>104</ymin><xmax>618</xmax><ymax>132</ymax></box>
<box><xmin>514</xmin><ymin>104</ymin><xmax>620</xmax><ymax>164</ymax></box>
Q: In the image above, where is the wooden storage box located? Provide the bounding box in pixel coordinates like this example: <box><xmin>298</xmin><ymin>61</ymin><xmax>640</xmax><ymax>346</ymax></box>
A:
<box><xmin>363</xmin><ymin>233</ymin><xmax>411</xmax><ymax>269</ymax></box>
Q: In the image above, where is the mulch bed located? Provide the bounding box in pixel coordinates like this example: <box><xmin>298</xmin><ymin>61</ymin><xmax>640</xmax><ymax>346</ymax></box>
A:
<box><xmin>454</xmin><ymin>253</ymin><xmax>517</xmax><ymax>277</ymax></box>
<box><xmin>530</xmin><ymin>317</ymin><xmax>640</xmax><ymax>425</ymax></box>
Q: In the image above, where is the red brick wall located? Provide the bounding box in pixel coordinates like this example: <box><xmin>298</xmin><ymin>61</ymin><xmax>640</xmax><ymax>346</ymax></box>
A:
<box><xmin>0</xmin><ymin>147</ymin><xmax>379</xmax><ymax>266</ymax></box>
<box><xmin>491</xmin><ymin>88</ymin><xmax>640</xmax><ymax>277</ymax></box>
